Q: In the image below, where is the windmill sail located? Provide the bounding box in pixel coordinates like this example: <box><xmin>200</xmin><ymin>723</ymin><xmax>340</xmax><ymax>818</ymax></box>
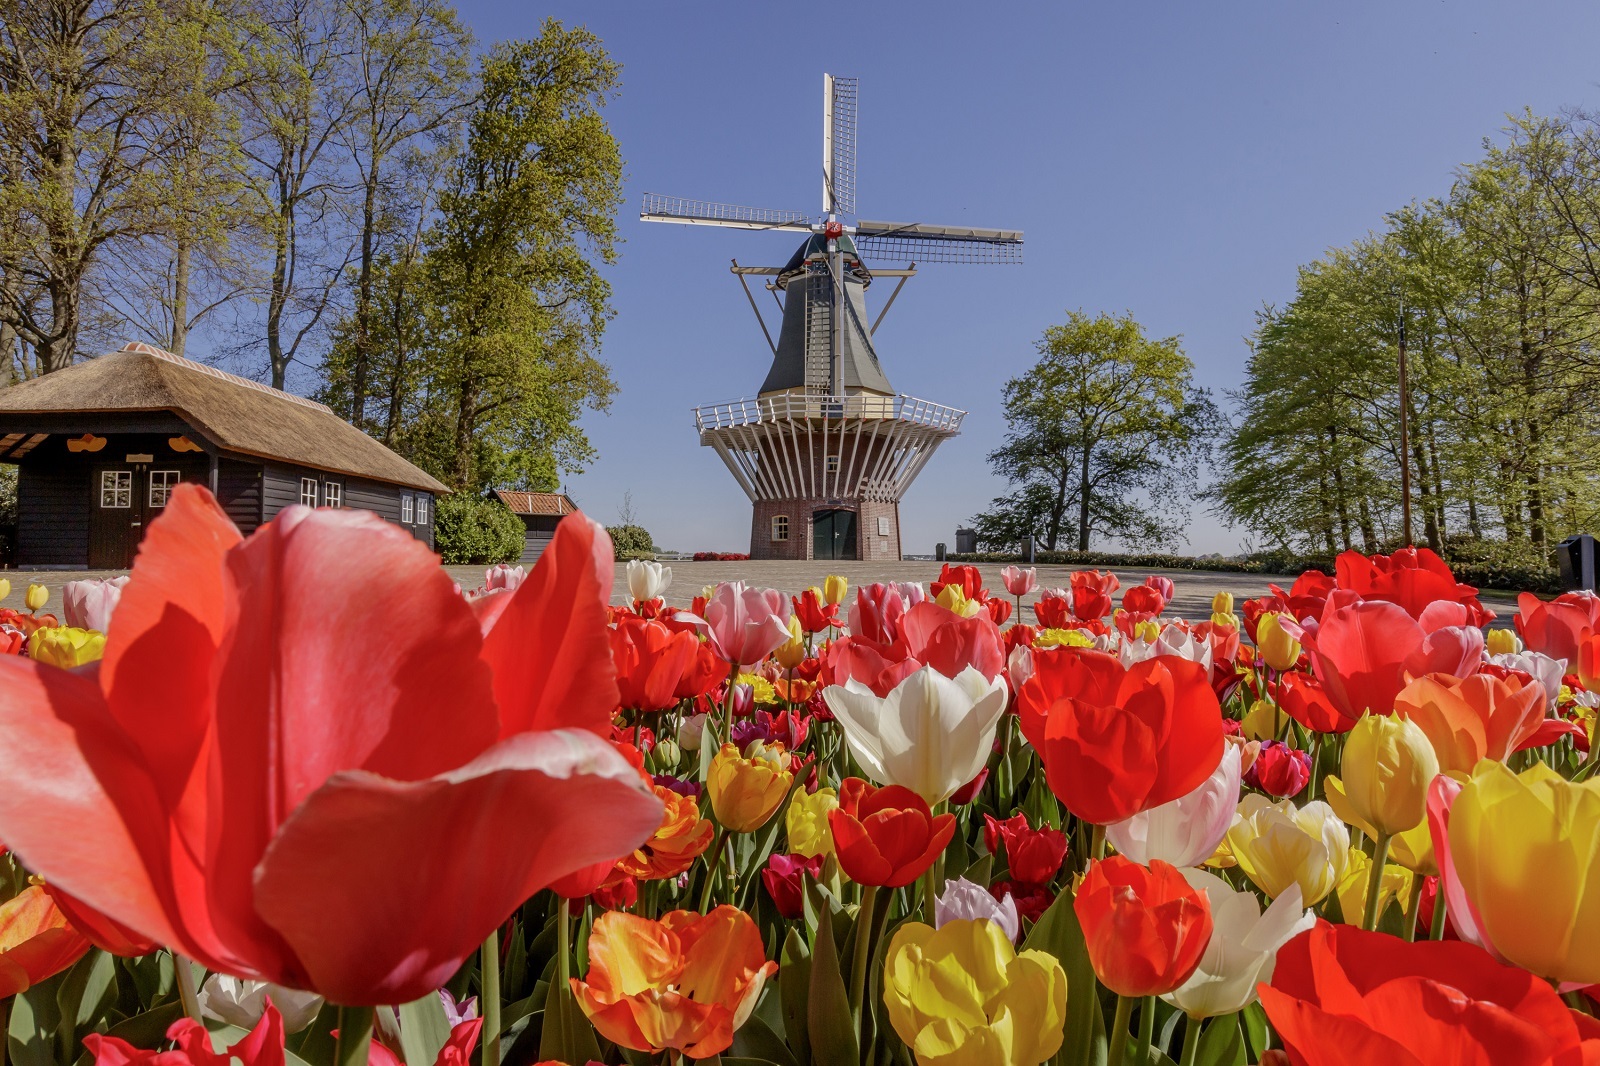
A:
<box><xmin>854</xmin><ymin>220</ymin><xmax>1024</xmax><ymax>264</ymax></box>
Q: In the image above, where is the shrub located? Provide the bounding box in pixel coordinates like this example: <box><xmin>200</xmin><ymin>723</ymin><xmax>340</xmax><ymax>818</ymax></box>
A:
<box><xmin>693</xmin><ymin>551</ymin><xmax>750</xmax><ymax>561</ymax></box>
<box><xmin>0</xmin><ymin>464</ymin><xmax>15</xmax><ymax>565</ymax></box>
<box><xmin>434</xmin><ymin>494</ymin><xmax>525</xmax><ymax>565</ymax></box>
<box><xmin>607</xmin><ymin>524</ymin><xmax>654</xmax><ymax>559</ymax></box>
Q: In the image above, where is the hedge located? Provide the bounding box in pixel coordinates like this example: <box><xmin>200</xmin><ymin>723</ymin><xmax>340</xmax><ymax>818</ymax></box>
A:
<box><xmin>434</xmin><ymin>494</ymin><xmax>525</xmax><ymax>566</ymax></box>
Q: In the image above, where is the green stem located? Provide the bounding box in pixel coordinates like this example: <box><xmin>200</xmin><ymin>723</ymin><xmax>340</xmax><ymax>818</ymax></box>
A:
<box><xmin>481</xmin><ymin>929</ymin><xmax>501</xmax><ymax>1066</ymax></box>
<box><xmin>174</xmin><ymin>953</ymin><xmax>202</xmax><ymax>1022</ymax></box>
<box><xmin>719</xmin><ymin>661</ymin><xmax>741</xmax><ymax>745</ymax></box>
<box><xmin>1430</xmin><ymin>883</ymin><xmax>1448</xmax><ymax>940</ymax></box>
<box><xmin>557</xmin><ymin>897</ymin><xmax>572</xmax><ymax>985</ymax></box>
<box><xmin>1179</xmin><ymin>1015</ymin><xmax>1202</xmax><ymax>1066</ymax></box>
<box><xmin>334</xmin><ymin>1006</ymin><xmax>375</xmax><ymax>1066</ymax></box>
<box><xmin>1107</xmin><ymin>995</ymin><xmax>1135</xmax><ymax>1066</ymax></box>
<box><xmin>1306</xmin><ymin>732</ymin><xmax>1324</xmax><ymax>801</ymax></box>
<box><xmin>1136</xmin><ymin>995</ymin><xmax>1155</xmax><ymax>1064</ymax></box>
<box><xmin>847</xmin><ymin>885</ymin><xmax>880</xmax><ymax>1032</ymax></box>
<box><xmin>1091</xmin><ymin>823</ymin><xmax>1106</xmax><ymax>862</ymax></box>
<box><xmin>698</xmin><ymin>824</ymin><xmax>725</xmax><ymax>912</ymax></box>
<box><xmin>1402</xmin><ymin>870</ymin><xmax>1424</xmax><ymax>942</ymax></box>
<box><xmin>1361</xmin><ymin>832</ymin><xmax>1392</xmax><ymax>931</ymax></box>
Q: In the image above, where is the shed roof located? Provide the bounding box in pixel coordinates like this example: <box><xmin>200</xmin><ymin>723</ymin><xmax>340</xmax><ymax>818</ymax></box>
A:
<box><xmin>0</xmin><ymin>342</ymin><xmax>448</xmax><ymax>493</ymax></box>
<box><xmin>496</xmin><ymin>490</ymin><xmax>577</xmax><ymax>516</ymax></box>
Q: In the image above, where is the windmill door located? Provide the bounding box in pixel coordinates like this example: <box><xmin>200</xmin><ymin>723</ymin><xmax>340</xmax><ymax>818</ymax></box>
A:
<box><xmin>88</xmin><ymin>462</ymin><xmax>198</xmax><ymax>569</ymax></box>
<box><xmin>812</xmin><ymin>508</ymin><xmax>858</xmax><ymax>561</ymax></box>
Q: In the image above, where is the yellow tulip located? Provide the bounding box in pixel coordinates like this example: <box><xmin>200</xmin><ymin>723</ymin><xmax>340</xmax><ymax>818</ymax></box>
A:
<box><xmin>1323</xmin><ymin>775</ymin><xmax>1437</xmax><ymax>875</ymax></box>
<box><xmin>935</xmin><ymin>584</ymin><xmax>981</xmax><ymax>618</ymax></box>
<box><xmin>708</xmin><ymin>741</ymin><xmax>793</xmax><ymax>833</ymax></box>
<box><xmin>773</xmin><ymin>616</ymin><xmax>806</xmax><ymax>671</ymax></box>
<box><xmin>1133</xmin><ymin>619</ymin><xmax>1160</xmax><ymax>644</ymax></box>
<box><xmin>1450</xmin><ymin>759</ymin><xmax>1600</xmax><ymax>985</ymax></box>
<box><xmin>786</xmin><ymin>786</ymin><xmax>839</xmax><ymax>858</ymax></box>
<box><xmin>27</xmin><ymin>626</ymin><xmax>106</xmax><ymax>669</ymax></box>
<box><xmin>24</xmin><ymin>584</ymin><xmax>48</xmax><ymax>612</ymax></box>
<box><xmin>1335</xmin><ymin>846</ymin><xmax>1413</xmax><ymax>928</ymax></box>
<box><xmin>1484</xmin><ymin>627</ymin><xmax>1522</xmax><ymax>656</ymax></box>
<box><xmin>0</xmin><ymin>578</ymin><xmax>10</xmax><ymax>603</ymax></box>
<box><xmin>883</xmin><ymin>919</ymin><xmax>1067</xmax><ymax>1066</ymax></box>
<box><xmin>1226</xmin><ymin>795</ymin><xmax>1349</xmax><ymax>904</ymax></box>
<box><xmin>1212</xmin><ymin>591</ymin><xmax>1234</xmax><ymax>616</ymax></box>
<box><xmin>1033</xmin><ymin>628</ymin><xmax>1093</xmax><ymax>649</ymax></box>
<box><xmin>1240</xmin><ymin>698</ymin><xmax>1281</xmax><ymax>742</ymax></box>
<box><xmin>1211</xmin><ymin>611</ymin><xmax>1241</xmax><ymax>631</ymax></box>
<box><xmin>1255</xmin><ymin>612</ymin><xmax>1301</xmax><ymax>672</ymax></box>
<box><xmin>1338</xmin><ymin>714</ymin><xmax>1438</xmax><ymax>837</ymax></box>
<box><xmin>823</xmin><ymin>574</ymin><xmax>848</xmax><ymax>606</ymax></box>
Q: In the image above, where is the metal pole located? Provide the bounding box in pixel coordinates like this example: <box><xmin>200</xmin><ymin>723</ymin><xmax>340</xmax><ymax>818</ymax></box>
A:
<box><xmin>1397</xmin><ymin>308</ymin><xmax>1413</xmax><ymax>547</ymax></box>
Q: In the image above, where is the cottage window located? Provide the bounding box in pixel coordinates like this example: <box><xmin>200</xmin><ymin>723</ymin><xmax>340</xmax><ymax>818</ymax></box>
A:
<box><xmin>771</xmin><ymin>514</ymin><xmax>789</xmax><ymax>541</ymax></box>
<box><xmin>100</xmin><ymin>471</ymin><xmax>132</xmax><ymax>509</ymax></box>
<box><xmin>323</xmin><ymin>482</ymin><xmax>343</xmax><ymax>508</ymax></box>
<box><xmin>300</xmin><ymin>477</ymin><xmax>319</xmax><ymax>506</ymax></box>
<box><xmin>401</xmin><ymin>495</ymin><xmax>415</xmax><ymax>523</ymax></box>
<box><xmin>416</xmin><ymin>495</ymin><xmax>430</xmax><ymax>524</ymax></box>
<box><xmin>149</xmin><ymin>471</ymin><xmax>180</xmax><ymax>508</ymax></box>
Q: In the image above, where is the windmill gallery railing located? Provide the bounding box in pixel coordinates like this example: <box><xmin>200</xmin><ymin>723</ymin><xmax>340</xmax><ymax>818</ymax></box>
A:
<box><xmin>692</xmin><ymin>393</ymin><xmax>965</xmax><ymax>504</ymax></box>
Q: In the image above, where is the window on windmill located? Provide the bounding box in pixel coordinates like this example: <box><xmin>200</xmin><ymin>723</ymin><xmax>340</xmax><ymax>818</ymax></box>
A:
<box><xmin>300</xmin><ymin>477</ymin><xmax>318</xmax><ymax>506</ymax></box>
<box><xmin>772</xmin><ymin>514</ymin><xmax>789</xmax><ymax>541</ymax></box>
<box><xmin>878</xmin><ymin>515</ymin><xmax>890</xmax><ymax>536</ymax></box>
<box><xmin>826</xmin><ymin>454</ymin><xmax>840</xmax><ymax>474</ymax></box>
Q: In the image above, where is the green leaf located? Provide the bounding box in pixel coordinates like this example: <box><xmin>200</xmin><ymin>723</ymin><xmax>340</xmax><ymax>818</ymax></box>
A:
<box><xmin>1021</xmin><ymin>889</ymin><xmax>1102</xmax><ymax>1066</ymax></box>
<box><xmin>11</xmin><ymin>981</ymin><xmax>61</xmax><ymax>1066</ymax></box>
<box><xmin>806</xmin><ymin>904</ymin><xmax>858</xmax><ymax>1066</ymax></box>
<box><xmin>1240</xmin><ymin>1003</ymin><xmax>1270</xmax><ymax>1059</ymax></box>
<box><xmin>535</xmin><ymin>966</ymin><xmax>600</xmax><ymax>1065</ymax></box>
<box><xmin>779</xmin><ymin>927</ymin><xmax>812</xmax><ymax>1065</ymax></box>
<box><xmin>1195</xmin><ymin>1015</ymin><xmax>1246</xmax><ymax>1066</ymax></box>
<box><xmin>398</xmin><ymin>992</ymin><xmax>453</xmax><ymax>1066</ymax></box>
<box><xmin>728</xmin><ymin>1015</ymin><xmax>800</xmax><ymax>1066</ymax></box>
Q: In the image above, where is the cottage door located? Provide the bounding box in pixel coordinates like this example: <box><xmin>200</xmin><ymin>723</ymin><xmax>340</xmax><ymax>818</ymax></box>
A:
<box><xmin>89</xmin><ymin>465</ymin><xmax>141</xmax><ymax>569</ymax></box>
<box><xmin>812</xmin><ymin>509</ymin><xmax>859</xmax><ymax>561</ymax></box>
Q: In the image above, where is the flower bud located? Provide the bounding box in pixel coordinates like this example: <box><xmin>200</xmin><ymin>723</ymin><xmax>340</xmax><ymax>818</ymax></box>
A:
<box><xmin>1484</xmin><ymin>628</ymin><xmax>1522</xmax><ymax>657</ymax></box>
<box><xmin>24</xmin><ymin>584</ymin><xmax>48</xmax><ymax>611</ymax></box>
<box><xmin>1212</xmin><ymin>591</ymin><xmax>1234</xmax><ymax>616</ymax></box>
<box><xmin>1256</xmin><ymin>612</ymin><xmax>1301</xmax><ymax>671</ymax></box>
<box><xmin>823</xmin><ymin>574</ymin><xmax>848</xmax><ymax>605</ymax></box>
<box><xmin>1337</xmin><ymin>713</ymin><xmax>1438</xmax><ymax>836</ymax></box>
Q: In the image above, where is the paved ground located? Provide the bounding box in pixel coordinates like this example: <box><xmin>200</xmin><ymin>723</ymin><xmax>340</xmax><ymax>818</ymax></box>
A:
<box><xmin>6</xmin><ymin>560</ymin><xmax>1519</xmax><ymax>623</ymax></box>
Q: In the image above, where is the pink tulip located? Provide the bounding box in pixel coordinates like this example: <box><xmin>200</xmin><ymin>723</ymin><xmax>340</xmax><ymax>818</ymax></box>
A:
<box><xmin>483</xmin><ymin>563</ymin><xmax>526</xmax><ymax>592</ymax></box>
<box><xmin>1001</xmin><ymin>566</ymin><xmax>1037</xmax><ymax>598</ymax></box>
<box><xmin>691</xmin><ymin>582</ymin><xmax>793</xmax><ymax>667</ymax></box>
<box><xmin>1144</xmin><ymin>575</ymin><xmax>1176</xmax><ymax>602</ymax></box>
<box><xmin>61</xmin><ymin>577</ymin><xmax>129</xmax><ymax>632</ymax></box>
<box><xmin>1426</xmin><ymin>775</ymin><xmax>1500</xmax><ymax>959</ymax></box>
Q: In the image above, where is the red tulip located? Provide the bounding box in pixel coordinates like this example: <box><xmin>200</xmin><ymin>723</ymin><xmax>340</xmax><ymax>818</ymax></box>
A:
<box><xmin>1070</xmin><ymin>569</ymin><xmax>1120</xmax><ymax>621</ymax></box>
<box><xmin>792</xmin><ymin>588</ymin><xmax>841</xmax><ymax>634</ymax></box>
<box><xmin>87</xmin><ymin>1000</ymin><xmax>285</xmax><ymax>1066</ymax></box>
<box><xmin>984</xmin><ymin>597</ymin><xmax>1013</xmax><ymax>626</ymax></box>
<box><xmin>1018</xmin><ymin>649</ymin><xmax>1225</xmax><ymax>825</ymax></box>
<box><xmin>1335</xmin><ymin>547</ymin><xmax>1494</xmax><ymax>627</ymax></box>
<box><xmin>983</xmin><ymin>812</ymin><xmax>1067</xmax><ymax>886</ymax></box>
<box><xmin>1259</xmin><ymin>921</ymin><xmax>1600</xmax><ymax>1066</ymax></box>
<box><xmin>1032</xmin><ymin>591</ymin><xmax>1074</xmax><ymax>629</ymax></box>
<box><xmin>1243</xmin><ymin>570</ymin><xmax>1334</xmax><ymax>641</ymax></box>
<box><xmin>1074</xmin><ymin>856</ymin><xmax>1213</xmax><ymax>997</ymax></box>
<box><xmin>761</xmin><ymin>852</ymin><xmax>823</xmax><ymax>919</ymax></box>
<box><xmin>828</xmin><ymin>778</ymin><xmax>956</xmax><ymax>888</ymax></box>
<box><xmin>930</xmin><ymin>564</ymin><xmax>987</xmax><ymax>603</ymax></box>
<box><xmin>0</xmin><ymin>884</ymin><xmax>92</xmax><ymax>996</ymax></box>
<box><xmin>1243</xmin><ymin>740</ymin><xmax>1312</xmax><ymax>798</ymax></box>
<box><xmin>0</xmin><ymin>486</ymin><xmax>664</xmax><ymax>1006</ymax></box>
<box><xmin>46</xmin><ymin>885</ymin><xmax>158</xmax><ymax>957</ymax></box>
<box><xmin>1516</xmin><ymin>591</ymin><xmax>1600</xmax><ymax>662</ymax></box>
<box><xmin>823</xmin><ymin>601</ymin><xmax>1004</xmax><ymax>697</ymax></box>
<box><xmin>674</xmin><ymin>641</ymin><xmax>728</xmax><ymax>701</ymax></box>
<box><xmin>1121</xmin><ymin>583</ymin><xmax>1167</xmax><ymax>619</ymax></box>
<box><xmin>611</xmin><ymin>616</ymin><xmax>699</xmax><ymax>712</ymax></box>
<box><xmin>371</xmin><ymin>1019</ymin><xmax>483</xmax><ymax>1066</ymax></box>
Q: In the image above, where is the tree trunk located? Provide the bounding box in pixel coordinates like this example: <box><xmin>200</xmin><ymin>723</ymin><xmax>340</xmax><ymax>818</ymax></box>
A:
<box><xmin>1076</xmin><ymin>445</ymin><xmax>1092</xmax><ymax>552</ymax></box>
<box><xmin>350</xmin><ymin>171</ymin><xmax>379</xmax><ymax>426</ymax></box>
<box><xmin>1357</xmin><ymin>494</ymin><xmax>1376</xmax><ymax>554</ymax></box>
<box><xmin>170</xmin><ymin>234</ymin><xmax>191</xmax><ymax>357</ymax></box>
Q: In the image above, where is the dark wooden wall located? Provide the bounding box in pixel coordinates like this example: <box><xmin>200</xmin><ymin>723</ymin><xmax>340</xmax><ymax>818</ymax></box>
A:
<box><xmin>516</xmin><ymin>513</ymin><xmax>562</xmax><ymax>564</ymax></box>
<box><xmin>16</xmin><ymin>455</ymin><xmax>89</xmax><ymax>567</ymax></box>
<box><xmin>262</xmin><ymin>462</ymin><xmax>434</xmax><ymax>549</ymax></box>
<box><xmin>217</xmin><ymin>459</ymin><xmax>263</xmax><ymax>532</ymax></box>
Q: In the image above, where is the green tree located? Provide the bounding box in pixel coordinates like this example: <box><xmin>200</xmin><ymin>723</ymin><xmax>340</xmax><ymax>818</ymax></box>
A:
<box><xmin>975</xmin><ymin>310</ymin><xmax>1216</xmax><ymax>552</ymax></box>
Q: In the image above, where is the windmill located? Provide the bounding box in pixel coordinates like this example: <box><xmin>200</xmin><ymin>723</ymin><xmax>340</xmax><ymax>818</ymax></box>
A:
<box><xmin>643</xmin><ymin>74</ymin><xmax>1022</xmax><ymax>561</ymax></box>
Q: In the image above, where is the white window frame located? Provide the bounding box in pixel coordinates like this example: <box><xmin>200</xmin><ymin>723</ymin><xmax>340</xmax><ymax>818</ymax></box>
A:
<box><xmin>148</xmin><ymin>470</ymin><xmax>180</xmax><ymax>508</ymax></box>
<box><xmin>100</xmin><ymin>470</ymin><xmax>132</xmax><ymax>509</ymax></box>
<box><xmin>416</xmin><ymin>494</ymin><xmax>429</xmax><ymax>524</ymax></box>
<box><xmin>771</xmin><ymin>514</ymin><xmax>789</xmax><ymax>541</ymax></box>
<box><xmin>878</xmin><ymin>515</ymin><xmax>890</xmax><ymax>536</ymax></box>
<box><xmin>322</xmin><ymin>481</ymin><xmax>343</xmax><ymax>508</ymax></box>
<box><xmin>300</xmin><ymin>477</ymin><xmax>319</xmax><ymax>506</ymax></box>
<box><xmin>401</xmin><ymin>494</ymin><xmax>415</xmax><ymax>523</ymax></box>
<box><xmin>826</xmin><ymin>454</ymin><xmax>840</xmax><ymax>474</ymax></box>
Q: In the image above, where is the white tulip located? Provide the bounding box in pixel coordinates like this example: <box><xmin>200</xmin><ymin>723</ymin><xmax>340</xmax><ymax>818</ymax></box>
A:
<box><xmin>678</xmin><ymin>712</ymin><xmax>708</xmax><ymax>751</ymax></box>
<box><xmin>627</xmin><ymin>560</ymin><xmax>672</xmax><ymax>602</ymax></box>
<box><xmin>1106</xmin><ymin>744</ymin><xmax>1240</xmax><ymax>868</ymax></box>
<box><xmin>1155</xmin><ymin>624</ymin><xmax>1214</xmax><ymax>673</ymax></box>
<box><xmin>1162</xmin><ymin>870</ymin><xmax>1315</xmax><ymax>1019</ymax></box>
<box><xmin>935</xmin><ymin>877</ymin><xmax>1021</xmax><ymax>944</ymax></box>
<box><xmin>1227</xmin><ymin>794</ymin><xmax>1350</xmax><ymax>905</ymax></box>
<box><xmin>1488</xmin><ymin>650</ymin><xmax>1566</xmax><ymax>706</ymax></box>
<box><xmin>1118</xmin><ymin>636</ymin><xmax>1157</xmax><ymax>667</ymax></box>
<box><xmin>198</xmin><ymin>974</ymin><xmax>324</xmax><ymax>1034</ymax></box>
<box><xmin>823</xmin><ymin>665</ymin><xmax>1009</xmax><ymax>805</ymax></box>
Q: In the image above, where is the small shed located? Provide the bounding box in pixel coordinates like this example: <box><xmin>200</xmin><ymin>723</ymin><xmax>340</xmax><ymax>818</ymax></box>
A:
<box><xmin>0</xmin><ymin>342</ymin><xmax>449</xmax><ymax>569</ymax></box>
<box><xmin>496</xmin><ymin>490</ymin><xmax>578</xmax><ymax>564</ymax></box>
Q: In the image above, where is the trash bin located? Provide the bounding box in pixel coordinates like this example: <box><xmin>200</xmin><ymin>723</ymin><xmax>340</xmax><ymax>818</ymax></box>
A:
<box><xmin>935</xmin><ymin>542</ymin><xmax>947</xmax><ymax>561</ymax></box>
<box><xmin>955</xmin><ymin>528</ymin><xmax>977</xmax><ymax>555</ymax></box>
<box><xmin>1556</xmin><ymin>534</ymin><xmax>1597</xmax><ymax>591</ymax></box>
<box><xmin>1021</xmin><ymin>536</ymin><xmax>1036</xmax><ymax>564</ymax></box>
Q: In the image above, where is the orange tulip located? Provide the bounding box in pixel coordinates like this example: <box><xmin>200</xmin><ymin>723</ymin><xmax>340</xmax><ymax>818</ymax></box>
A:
<box><xmin>615</xmin><ymin>784</ymin><xmax>715</xmax><ymax>880</ymax></box>
<box><xmin>0</xmin><ymin>885</ymin><xmax>91</xmax><ymax>996</ymax></box>
<box><xmin>571</xmin><ymin>905</ymin><xmax>776</xmax><ymax>1060</ymax></box>
<box><xmin>1393</xmin><ymin>672</ymin><xmax>1546</xmax><ymax>775</ymax></box>
<box><xmin>1074</xmin><ymin>856</ymin><xmax>1213</xmax><ymax>998</ymax></box>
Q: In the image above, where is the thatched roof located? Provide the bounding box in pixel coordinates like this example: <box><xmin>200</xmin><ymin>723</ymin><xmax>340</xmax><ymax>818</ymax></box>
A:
<box><xmin>496</xmin><ymin>491</ymin><xmax>576</xmax><ymax>516</ymax></box>
<box><xmin>0</xmin><ymin>342</ymin><xmax>448</xmax><ymax>493</ymax></box>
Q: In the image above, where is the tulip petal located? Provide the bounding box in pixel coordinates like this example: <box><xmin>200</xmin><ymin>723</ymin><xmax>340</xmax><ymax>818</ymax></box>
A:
<box><xmin>479</xmin><ymin>514</ymin><xmax>620</xmax><ymax>737</ymax></box>
<box><xmin>254</xmin><ymin>729</ymin><xmax>662</xmax><ymax>1004</ymax></box>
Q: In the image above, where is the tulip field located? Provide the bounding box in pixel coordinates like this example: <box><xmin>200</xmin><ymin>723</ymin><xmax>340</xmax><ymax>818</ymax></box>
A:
<box><xmin>1</xmin><ymin>485</ymin><xmax>1598</xmax><ymax>1066</ymax></box>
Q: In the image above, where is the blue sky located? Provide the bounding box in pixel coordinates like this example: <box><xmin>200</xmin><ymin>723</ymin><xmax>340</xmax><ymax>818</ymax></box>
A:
<box><xmin>447</xmin><ymin>1</ymin><xmax>1600</xmax><ymax>555</ymax></box>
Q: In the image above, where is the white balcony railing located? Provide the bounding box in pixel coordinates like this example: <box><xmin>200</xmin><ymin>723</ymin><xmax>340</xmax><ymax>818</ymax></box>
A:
<box><xmin>692</xmin><ymin>393</ymin><xmax>965</xmax><ymax>435</ymax></box>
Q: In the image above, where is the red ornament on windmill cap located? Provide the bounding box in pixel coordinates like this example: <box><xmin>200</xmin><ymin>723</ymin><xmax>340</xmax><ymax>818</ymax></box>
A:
<box><xmin>823</xmin><ymin>220</ymin><xmax>843</xmax><ymax>240</ymax></box>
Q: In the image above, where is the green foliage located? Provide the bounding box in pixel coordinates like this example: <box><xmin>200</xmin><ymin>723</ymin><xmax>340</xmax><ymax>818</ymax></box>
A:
<box><xmin>433</xmin><ymin>493</ymin><xmax>524</xmax><ymax>565</ymax></box>
<box><xmin>605</xmin><ymin>524</ymin><xmax>654</xmax><ymax>558</ymax></box>
<box><xmin>974</xmin><ymin>310</ymin><xmax>1217</xmax><ymax>553</ymax></box>
<box><xmin>1214</xmin><ymin>112</ymin><xmax>1600</xmax><ymax>562</ymax></box>
<box><xmin>0</xmin><ymin>464</ymin><xmax>16</xmax><ymax>563</ymax></box>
